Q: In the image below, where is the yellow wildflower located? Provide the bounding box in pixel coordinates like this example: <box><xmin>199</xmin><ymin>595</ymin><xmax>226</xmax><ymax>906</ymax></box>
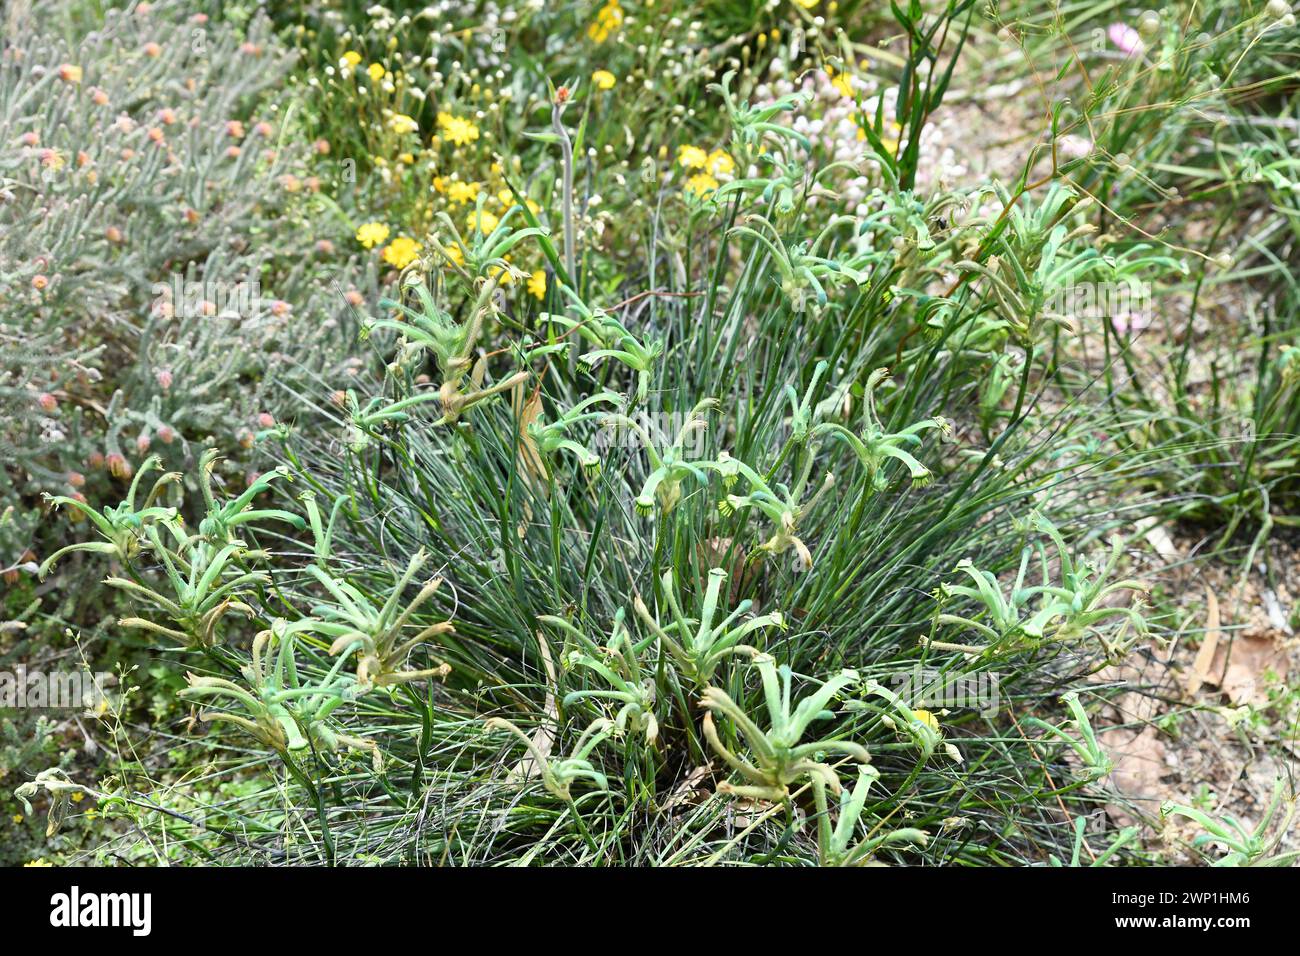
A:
<box><xmin>588</xmin><ymin>0</ymin><xmax>624</xmax><ymax>42</ymax></box>
<box><xmin>356</xmin><ymin>221</ymin><xmax>390</xmax><ymax>248</ymax></box>
<box><xmin>25</xmin><ymin>859</ymin><xmax>54</xmax><ymax>867</ymax></box>
<box><xmin>677</xmin><ymin>145</ymin><xmax>708</xmax><ymax>170</ymax></box>
<box><xmin>341</xmin><ymin>51</ymin><xmax>362</xmax><ymax>68</ymax></box>
<box><xmin>11</xmin><ymin>814</ymin><xmax>22</xmax><ymax>824</ymax></box>
<box><xmin>706</xmin><ymin>149</ymin><xmax>735</xmax><ymax>179</ymax></box>
<box><xmin>433</xmin><ymin>176</ymin><xmax>447</xmax><ymax>193</ymax></box>
<box><xmin>70</xmin><ymin>792</ymin><xmax>85</xmax><ymax>803</ymax></box>
<box><xmin>467</xmin><ymin>208</ymin><xmax>500</xmax><ymax>234</ymax></box>
<box><xmin>912</xmin><ymin>709</ymin><xmax>940</xmax><ymax>732</ymax></box>
<box><xmin>830</xmin><ymin>70</ymin><xmax>854</xmax><ymax>99</ymax></box>
<box><xmin>793</xmin><ymin>0</ymin><xmax>819</xmax><ymax>8</ymax></box>
<box><xmin>447</xmin><ymin>180</ymin><xmax>481</xmax><ymax>205</ymax></box>
<box><xmin>388</xmin><ymin>113</ymin><xmax>419</xmax><ymax>134</ymax></box>
<box><xmin>591</xmin><ymin>70</ymin><xmax>616</xmax><ymax>91</ymax></box>
<box><xmin>382</xmin><ymin>236</ymin><xmax>422</xmax><ymax>269</ymax></box>
<box><xmin>58</xmin><ymin>64</ymin><xmax>83</xmax><ymax>84</ymax></box>
<box><xmin>685</xmin><ymin>172</ymin><xmax>719</xmax><ymax>198</ymax></box>
<box><xmin>527</xmin><ymin>270</ymin><xmax>547</xmax><ymax>300</ymax></box>
<box><xmin>398</xmin><ymin>152</ymin><xmax>415</xmax><ymax>165</ymax></box>
<box><xmin>442</xmin><ymin>243</ymin><xmax>465</xmax><ymax>267</ymax></box>
<box><xmin>367</xmin><ymin>63</ymin><xmax>386</xmax><ymax>83</ymax></box>
<box><xmin>437</xmin><ymin>112</ymin><xmax>480</xmax><ymax>147</ymax></box>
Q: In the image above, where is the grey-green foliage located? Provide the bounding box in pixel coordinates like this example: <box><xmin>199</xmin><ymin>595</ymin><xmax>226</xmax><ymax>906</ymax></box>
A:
<box><xmin>0</xmin><ymin>0</ymin><xmax>373</xmax><ymax>577</ymax></box>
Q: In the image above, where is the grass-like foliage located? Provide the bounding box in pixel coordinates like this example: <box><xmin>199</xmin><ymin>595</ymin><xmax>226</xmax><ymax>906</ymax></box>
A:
<box><xmin>7</xmin><ymin>0</ymin><xmax>1298</xmax><ymax>867</ymax></box>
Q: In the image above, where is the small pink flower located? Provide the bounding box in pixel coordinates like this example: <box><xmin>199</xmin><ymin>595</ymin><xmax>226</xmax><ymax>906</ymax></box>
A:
<box><xmin>67</xmin><ymin>471</ymin><xmax>86</xmax><ymax>489</ymax></box>
<box><xmin>143</xmin><ymin>42</ymin><xmax>162</xmax><ymax>58</ymax></box>
<box><xmin>271</xmin><ymin>300</ymin><xmax>290</xmax><ymax>316</ymax></box>
<box><xmin>105</xmin><ymin>225</ymin><xmax>123</xmax><ymax>243</ymax></box>
<box><xmin>255</xmin><ymin>121</ymin><xmax>273</xmax><ymax>137</ymax></box>
<box><xmin>315</xmin><ymin>239</ymin><xmax>335</xmax><ymax>255</ymax></box>
<box><xmin>345</xmin><ymin>289</ymin><xmax>364</xmax><ymax>307</ymax></box>
<box><xmin>158</xmin><ymin>108</ymin><xmax>177</xmax><ymax>125</ymax></box>
<box><xmin>136</xmin><ymin>433</ymin><xmax>152</xmax><ymax>453</ymax></box>
<box><xmin>36</xmin><ymin>392</ymin><xmax>58</xmax><ymax>413</ymax></box>
<box><xmin>20</xmin><ymin>131</ymin><xmax>38</xmax><ymax>146</ymax></box>
<box><xmin>31</xmin><ymin>274</ymin><xmax>49</xmax><ymax>291</ymax></box>
<box><xmin>158</xmin><ymin>425</ymin><xmax>176</xmax><ymax>444</ymax></box>
<box><xmin>225</xmin><ymin>145</ymin><xmax>241</xmax><ymax>159</ymax></box>
<box><xmin>90</xmin><ymin>87</ymin><xmax>109</xmax><ymax>106</ymax></box>
<box><xmin>1108</xmin><ymin>23</ymin><xmax>1143</xmax><ymax>57</ymax></box>
<box><xmin>313</xmin><ymin>139</ymin><xmax>331</xmax><ymax>155</ymax></box>
<box><xmin>156</xmin><ymin>368</ymin><xmax>173</xmax><ymax>390</ymax></box>
<box><xmin>225</xmin><ymin>120</ymin><xmax>246</xmax><ymax>139</ymax></box>
<box><xmin>257</xmin><ymin>412</ymin><xmax>275</xmax><ymax>428</ymax></box>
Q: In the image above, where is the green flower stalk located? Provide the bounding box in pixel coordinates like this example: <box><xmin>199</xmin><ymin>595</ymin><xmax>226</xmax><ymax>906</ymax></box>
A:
<box><xmin>309</xmin><ymin>549</ymin><xmax>454</xmax><ymax>691</ymax></box>
<box><xmin>555</xmin><ymin>608</ymin><xmax>659</xmax><ymax>745</ymax></box>
<box><xmin>633</xmin><ymin>567</ymin><xmax>783</xmax><ymax>686</ymax></box>
<box><xmin>701</xmin><ymin>655</ymin><xmax>869</xmax><ymax>802</ymax></box>
<box><xmin>484</xmin><ymin>715</ymin><xmax>612</xmax><ymax>801</ymax></box>
<box><xmin>601</xmin><ymin>398</ymin><xmax>719</xmax><ymax>517</ymax></box>
<box><xmin>194</xmin><ymin>449</ymin><xmax>306</xmax><ymax>544</ymax></box>
<box><xmin>38</xmin><ymin>455</ymin><xmax>180</xmax><ymax>576</ymax></box>
<box><xmin>179</xmin><ymin>624</ymin><xmax>379</xmax><ymax>769</ymax></box>
<box><xmin>812</xmin><ymin>369</ymin><xmax>949</xmax><ymax>490</ymax></box>
<box><xmin>812</xmin><ymin>765</ymin><xmax>929</xmax><ymax>867</ymax></box>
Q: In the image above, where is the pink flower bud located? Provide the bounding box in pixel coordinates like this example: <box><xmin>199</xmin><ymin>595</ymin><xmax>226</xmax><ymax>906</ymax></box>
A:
<box><xmin>136</xmin><ymin>433</ymin><xmax>151</xmax><ymax>453</ymax></box>
<box><xmin>36</xmin><ymin>392</ymin><xmax>58</xmax><ymax>413</ymax></box>
<box><xmin>143</xmin><ymin>42</ymin><xmax>162</xmax><ymax>57</ymax></box>
<box><xmin>155</xmin><ymin>368</ymin><xmax>173</xmax><ymax>390</ymax></box>
<box><xmin>158</xmin><ymin>425</ymin><xmax>176</xmax><ymax>444</ymax></box>
<box><xmin>106</xmin><ymin>452</ymin><xmax>132</xmax><ymax>479</ymax></box>
<box><xmin>32</xmin><ymin>274</ymin><xmax>49</xmax><ymax>291</ymax></box>
<box><xmin>67</xmin><ymin>471</ymin><xmax>86</xmax><ymax>488</ymax></box>
<box><xmin>257</xmin><ymin>412</ymin><xmax>275</xmax><ymax>428</ymax></box>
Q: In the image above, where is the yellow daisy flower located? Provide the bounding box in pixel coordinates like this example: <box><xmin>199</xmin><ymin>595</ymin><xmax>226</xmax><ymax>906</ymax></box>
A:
<box><xmin>677</xmin><ymin>145</ymin><xmax>708</xmax><ymax>170</ymax></box>
<box><xmin>912</xmin><ymin>709</ymin><xmax>940</xmax><ymax>732</ymax></box>
<box><xmin>341</xmin><ymin>51</ymin><xmax>362</xmax><ymax>68</ymax></box>
<box><xmin>591</xmin><ymin>70</ymin><xmax>616</xmax><ymax>91</ymax></box>
<box><xmin>447</xmin><ymin>180</ymin><xmax>481</xmax><ymax>205</ymax></box>
<box><xmin>382</xmin><ymin>236</ymin><xmax>422</xmax><ymax>269</ymax></box>
<box><xmin>367</xmin><ymin>63</ymin><xmax>386</xmax><ymax>83</ymax></box>
<box><xmin>437</xmin><ymin>112</ymin><xmax>480</xmax><ymax>147</ymax></box>
<box><xmin>706</xmin><ymin>149</ymin><xmax>735</xmax><ymax>178</ymax></box>
<box><xmin>356</xmin><ymin>222</ymin><xmax>390</xmax><ymax>248</ymax></box>
<box><xmin>467</xmin><ymin>208</ymin><xmax>500</xmax><ymax>234</ymax></box>
<box><xmin>685</xmin><ymin>172</ymin><xmax>719</xmax><ymax>198</ymax></box>
<box><xmin>527</xmin><ymin>270</ymin><xmax>547</xmax><ymax>300</ymax></box>
<box><xmin>587</xmin><ymin>0</ymin><xmax>624</xmax><ymax>42</ymax></box>
<box><xmin>388</xmin><ymin>113</ymin><xmax>419</xmax><ymax>134</ymax></box>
